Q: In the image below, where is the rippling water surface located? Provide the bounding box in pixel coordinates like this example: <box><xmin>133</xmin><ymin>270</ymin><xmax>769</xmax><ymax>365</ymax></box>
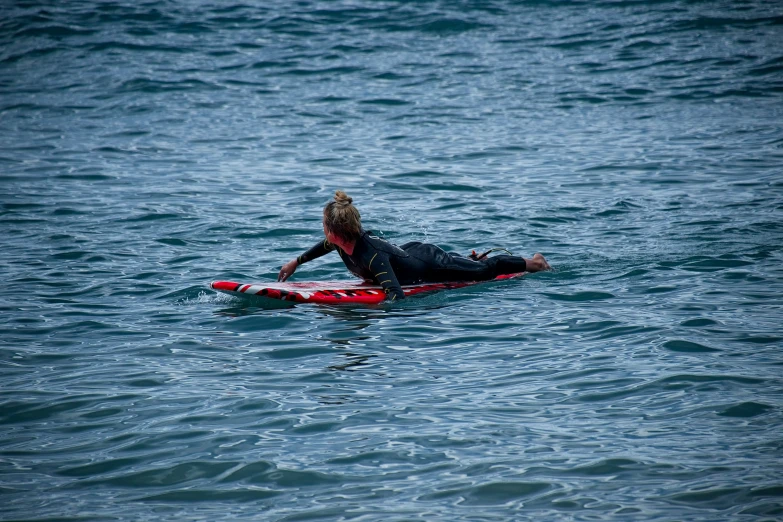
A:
<box><xmin>2</xmin><ymin>1</ymin><xmax>782</xmax><ymax>520</ymax></box>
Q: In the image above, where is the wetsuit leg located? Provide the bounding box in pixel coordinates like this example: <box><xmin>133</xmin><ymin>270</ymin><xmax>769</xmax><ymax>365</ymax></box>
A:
<box><xmin>403</xmin><ymin>243</ymin><xmax>526</xmax><ymax>283</ymax></box>
<box><xmin>432</xmin><ymin>254</ymin><xmax>526</xmax><ymax>282</ymax></box>
<box><xmin>483</xmin><ymin>255</ymin><xmax>527</xmax><ymax>276</ymax></box>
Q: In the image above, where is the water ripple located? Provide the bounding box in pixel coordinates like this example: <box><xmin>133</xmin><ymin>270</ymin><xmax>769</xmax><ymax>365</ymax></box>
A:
<box><xmin>1</xmin><ymin>0</ymin><xmax>782</xmax><ymax>520</ymax></box>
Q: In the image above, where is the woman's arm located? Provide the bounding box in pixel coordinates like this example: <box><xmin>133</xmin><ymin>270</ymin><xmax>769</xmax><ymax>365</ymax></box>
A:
<box><xmin>278</xmin><ymin>239</ymin><xmax>335</xmax><ymax>282</ymax></box>
<box><xmin>368</xmin><ymin>250</ymin><xmax>404</xmax><ymax>301</ymax></box>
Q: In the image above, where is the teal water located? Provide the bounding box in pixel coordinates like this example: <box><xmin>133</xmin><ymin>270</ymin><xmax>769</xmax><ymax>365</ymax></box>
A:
<box><xmin>2</xmin><ymin>1</ymin><xmax>782</xmax><ymax>520</ymax></box>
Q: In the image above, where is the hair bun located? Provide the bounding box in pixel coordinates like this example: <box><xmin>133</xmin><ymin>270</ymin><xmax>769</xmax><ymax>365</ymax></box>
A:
<box><xmin>334</xmin><ymin>190</ymin><xmax>353</xmax><ymax>206</ymax></box>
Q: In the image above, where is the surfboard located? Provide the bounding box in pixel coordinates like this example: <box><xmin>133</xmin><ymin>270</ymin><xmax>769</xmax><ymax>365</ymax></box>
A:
<box><xmin>211</xmin><ymin>272</ymin><xmax>525</xmax><ymax>305</ymax></box>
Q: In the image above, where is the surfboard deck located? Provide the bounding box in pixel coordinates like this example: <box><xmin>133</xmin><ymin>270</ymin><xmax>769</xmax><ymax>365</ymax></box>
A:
<box><xmin>211</xmin><ymin>272</ymin><xmax>526</xmax><ymax>305</ymax></box>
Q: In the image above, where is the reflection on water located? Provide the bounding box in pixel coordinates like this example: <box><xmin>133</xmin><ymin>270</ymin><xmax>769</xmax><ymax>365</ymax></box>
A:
<box><xmin>328</xmin><ymin>352</ymin><xmax>377</xmax><ymax>372</ymax></box>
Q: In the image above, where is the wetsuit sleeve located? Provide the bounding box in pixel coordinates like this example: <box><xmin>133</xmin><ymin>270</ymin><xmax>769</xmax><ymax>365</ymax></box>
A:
<box><xmin>297</xmin><ymin>239</ymin><xmax>335</xmax><ymax>265</ymax></box>
<box><xmin>368</xmin><ymin>250</ymin><xmax>404</xmax><ymax>301</ymax></box>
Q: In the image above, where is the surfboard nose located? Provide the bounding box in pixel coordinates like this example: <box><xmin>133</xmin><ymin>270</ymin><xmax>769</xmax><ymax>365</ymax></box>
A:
<box><xmin>211</xmin><ymin>281</ymin><xmax>241</xmax><ymax>291</ymax></box>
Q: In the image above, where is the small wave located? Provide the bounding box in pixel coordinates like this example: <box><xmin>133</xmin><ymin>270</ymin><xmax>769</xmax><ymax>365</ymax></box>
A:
<box><xmin>413</xmin><ymin>19</ymin><xmax>494</xmax><ymax>35</ymax></box>
<box><xmin>718</xmin><ymin>401</ymin><xmax>773</xmax><ymax>418</ymax></box>
<box><xmin>419</xmin><ymin>481</ymin><xmax>550</xmax><ymax>505</ymax></box>
<box><xmin>359</xmin><ymin>98</ymin><xmax>412</xmax><ymax>106</ymax></box>
<box><xmin>543</xmin><ymin>291</ymin><xmax>614</xmax><ymax>302</ymax></box>
<box><xmin>85</xmin><ymin>41</ymin><xmax>187</xmax><ymax>54</ymax></box>
<box><xmin>748</xmin><ymin>55</ymin><xmax>783</xmax><ymax>76</ymax></box>
<box><xmin>14</xmin><ymin>24</ymin><xmax>96</xmax><ymax>39</ymax></box>
<box><xmin>669</xmin><ymin>15</ymin><xmax>783</xmax><ymax>32</ymax></box>
<box><xmin>662</xmin><ymin>340</ymin><xmax>721</xmax><ymax>353</ymax></box>
<box><xmin>119</xmin><ymin>78</ymin><xmax>223</xmax><ymax>93</ymax></box>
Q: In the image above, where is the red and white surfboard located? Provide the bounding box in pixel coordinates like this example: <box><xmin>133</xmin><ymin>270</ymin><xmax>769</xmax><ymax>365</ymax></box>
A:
<box><xmin>211</xmin><ymin>272</ymin><xmax>525</xmax><ymax>305</ymax></box>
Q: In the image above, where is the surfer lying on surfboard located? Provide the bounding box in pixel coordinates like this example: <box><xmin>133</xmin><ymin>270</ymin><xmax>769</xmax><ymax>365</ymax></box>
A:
<box><xmin>277</xmin><ymin>191</ymin><xmax>551</xmax><ymax>301</ymax></box>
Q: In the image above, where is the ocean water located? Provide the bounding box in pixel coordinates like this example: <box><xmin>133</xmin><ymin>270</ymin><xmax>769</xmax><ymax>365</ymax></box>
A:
<box><xmin>1</xmin><ymin>0</ymin><xmax>782</xmax><ymax>520</ymax></box>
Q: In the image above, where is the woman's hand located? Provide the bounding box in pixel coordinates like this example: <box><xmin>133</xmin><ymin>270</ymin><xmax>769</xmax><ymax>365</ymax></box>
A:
<box><xmin>278</xmin><ymin>259</ymin><xmax>298</xmax><ymax>282</ymax></box>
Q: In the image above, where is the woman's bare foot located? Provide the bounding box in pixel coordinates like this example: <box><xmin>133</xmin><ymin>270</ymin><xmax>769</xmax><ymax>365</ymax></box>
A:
<box><xmin>526</xmin><ymin>253</ymin><xmax>551</xmax><ymax>272</ymax></box>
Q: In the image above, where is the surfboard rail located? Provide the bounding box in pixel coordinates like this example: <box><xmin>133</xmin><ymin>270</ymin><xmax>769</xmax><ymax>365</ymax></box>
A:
<box><xmin>211</xmin><ymin>272</ymin><xmax>525</xmax><ymax>305</ymax></box>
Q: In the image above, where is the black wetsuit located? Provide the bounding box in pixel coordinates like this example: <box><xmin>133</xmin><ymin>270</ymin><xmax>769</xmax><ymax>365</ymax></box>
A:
<box><xmin>297</xmin><ymin>231</ymin><xmax>526</xmax><ymax>301</ymax></box>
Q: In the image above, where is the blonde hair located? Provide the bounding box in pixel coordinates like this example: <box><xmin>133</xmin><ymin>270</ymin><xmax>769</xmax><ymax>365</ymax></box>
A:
<box><xmin>323</xmin><ymin>190</ymin><xmax>362</xmax><ymax>241</ymax></box>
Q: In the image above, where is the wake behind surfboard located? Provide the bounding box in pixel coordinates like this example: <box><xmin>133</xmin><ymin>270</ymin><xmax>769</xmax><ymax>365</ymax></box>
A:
<box><xmin>211</xmin><ymin>272</ymin><xmax>525</xmax><ymax>305</ymax></box>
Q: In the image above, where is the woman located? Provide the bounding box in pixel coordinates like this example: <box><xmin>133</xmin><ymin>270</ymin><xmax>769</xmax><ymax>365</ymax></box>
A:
<box><xmin>278</xmin><ymin>191</ymin><xmax>550</xmax><ymax>301</ymax></box>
